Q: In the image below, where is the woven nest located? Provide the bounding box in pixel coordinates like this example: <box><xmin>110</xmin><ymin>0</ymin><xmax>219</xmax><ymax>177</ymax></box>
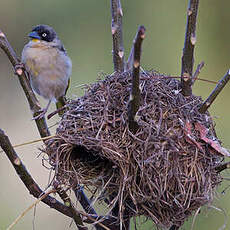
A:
<box><xmin>46</xmin><ymin>71</ymin><xmax>224</xmax><ymax>228</ymax></box>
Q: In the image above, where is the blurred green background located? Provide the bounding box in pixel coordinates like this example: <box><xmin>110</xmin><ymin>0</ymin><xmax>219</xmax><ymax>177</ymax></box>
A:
<box><xmin>0</xmin><ymin>0</ymin><xmax>229</xmax><ymax>229</ymax></box>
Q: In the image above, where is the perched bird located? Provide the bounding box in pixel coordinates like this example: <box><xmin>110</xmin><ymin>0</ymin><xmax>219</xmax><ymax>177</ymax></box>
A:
<box><xmin>21</xmin><ymin>24</ymin><xmax>72</xmax><ymax>119</ymax></box>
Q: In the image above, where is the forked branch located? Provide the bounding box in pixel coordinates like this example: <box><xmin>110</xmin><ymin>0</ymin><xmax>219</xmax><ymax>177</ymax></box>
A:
<box><xmin>111</xmin><ymin>0</ymin><xmax>125</xmax><ymax>72</ymax></box>
<box><xmin>128</xmin><ymin>25</ymin><xmax>146</xmax><ymax>133</ymax></box>
<box><xmin>181</xmin><ymin>0</ymin><xmax>199</xmax><ymax>96</ymax></box>
<box><xmin>199</xmin><ymin>69</ymin><xmax>230</xmax><ymax>113</ymax></box>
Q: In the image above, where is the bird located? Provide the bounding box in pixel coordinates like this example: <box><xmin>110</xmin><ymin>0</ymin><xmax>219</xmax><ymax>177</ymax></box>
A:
<box><xmin>21</xmin><ymin>24</ymin><xmax>72</xmax><ymax>119</ymax></box>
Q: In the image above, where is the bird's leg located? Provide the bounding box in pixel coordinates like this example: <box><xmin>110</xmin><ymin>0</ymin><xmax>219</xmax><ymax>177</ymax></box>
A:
<box><xmin>14</xmin><ymin>63</ymin><xmax>25</xmax><ymax>76</ymax></box>
<box><xmin>32</xmin><ymin>99</ymin><xmax>52</xmax><ymax>120</ymax></box>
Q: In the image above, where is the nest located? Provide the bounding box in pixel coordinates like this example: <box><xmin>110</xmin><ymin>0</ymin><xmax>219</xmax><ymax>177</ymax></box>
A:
<box><xmin>46</xmin><ymin>71</ymin><xmax>224</xmax><ymax>228</ymax></box>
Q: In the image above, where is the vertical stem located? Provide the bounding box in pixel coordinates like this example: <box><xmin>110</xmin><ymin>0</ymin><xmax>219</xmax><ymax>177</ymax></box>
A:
<box><xmin>111</xmin><ymin>0</ymin><xmax>125</xmax><ymax>72</ymax></box>
<box><xmin>181</xmin><ymin>0</ymin><xmax>199</xmax><ymax>96</ymax></box>
<box><xmin>128</xmin><ymin>25</ymin><xmax>146</xmax><ymax>133</ymax></box>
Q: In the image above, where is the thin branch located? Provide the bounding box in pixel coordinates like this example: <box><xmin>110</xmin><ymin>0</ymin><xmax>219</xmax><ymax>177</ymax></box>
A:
<box><xmin>110</xmin><ymin>0</ymin><xmax>125</xmax><ymax>72</ymax></box>
<box><xmin>199</xmin><ymin>69</ymin><xmax>230</xmax><ymax>114</ymax></box>
<box><xmin>192</xmin><ymin>61</ymin><xmax>205</xmax><ymax>84</ymax></box>
<box><xmin>181</xmin><ymin>0</ymin><xmax>199</xmax><ymax>96</ymax></box>
<box><xmin>74</xmin><ymin>187</ymin><xmax>97</xmax><ymax>215</ymax></box>
<box><xmin>128</xmin><ymin>25</ymin><xmax>146</xmax><ymax>133</ymax></box>
<box><xmin>126</xmin><ymin>46</ymin><xmax>134</xmax><ymax>71</ymax></box>
<box><xmin>0</xmin><ymin>30</ymin><xmax>50</xmax><ymax>138</ymax></box>
<box><xmin>215</xmin><ymin>161</ymin><xmax>230</xmax><ymax>173</ymax></box>
<box><xmin>54</xmin><ymin>183</ymin><xmax>87</xmax><ymax>230</ymax></box>
<box><xmin>169</xmin><ymin>225</ymin><xmax>180</xmax><ymax>230</ymax></box>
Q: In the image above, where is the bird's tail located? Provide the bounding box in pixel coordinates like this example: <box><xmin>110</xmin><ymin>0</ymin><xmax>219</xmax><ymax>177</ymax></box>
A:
<box><xmin>56</xmin><ymin>95</ymin><xmax>67</xmax><ymax>117</ymax></box>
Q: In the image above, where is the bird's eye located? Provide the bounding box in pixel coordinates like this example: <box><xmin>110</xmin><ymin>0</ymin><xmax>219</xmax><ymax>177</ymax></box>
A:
<box><xmin>42</xmin><ymin>33</ymin><xmax>47</xmax><ymax>37</ymax></box>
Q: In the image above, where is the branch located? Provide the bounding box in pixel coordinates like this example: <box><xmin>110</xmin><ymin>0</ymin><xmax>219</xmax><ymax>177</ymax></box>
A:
<box><xmin>0</xmin><ymin>30</ymin><xmax>50</xmax><ymax>138</ymax></box>
<box><xmin>181</xmin><ymin>0</ymin><xmax>199</xmax><ymax>96</ymax></box>
<box><xmin>192</xmin><ymin>61</ymin><xmax>205</xmax><ymax>84</ymax></box>
<box><xmin>128</xmin><ymin>25</ymin><xmax>146</xmax><ymax>133</ymax></box>
<box><xmin>54</xmin><ymin>183</ymin><xmax>87</xmax><ymax>230</ymax></box>
<box><xmin>215</xmin><ymin>161</ymin><xmax>230</xmax><ymax>173</ymax></box>
<box><xmin>199</xmin><ymin>69</ymin><xmax>230</xmax><ymax>113</ymax></box>
<box><xmin>126</xmin><ymin>46</ymin><xmax>134</xmax><ymax>71</ymax></box>
<box><xmin>110</xmin><ymin>0</ymin><xmax>125</xmax><ymax>72</ymax></box>
<box><xmin>169</xmin><ymin>225</ymin><xmax>180</xmax><ymax>230</ymax></box>
<box><xmin>74</xmin><ymin>187</ymin><xmax>97</xmax><ymax>215</ymax></box>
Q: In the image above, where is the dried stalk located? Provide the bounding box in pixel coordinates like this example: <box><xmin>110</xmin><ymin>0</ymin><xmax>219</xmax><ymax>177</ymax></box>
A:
<box><xmin>199</xmin><ymin>69</ymin><xmax>230</xmax><ymax>113</ymax></box>
<box><xmin>128</xmin><ymin>25</ymin><xmax>146</xmax><ymax>133</ymax></box>
<box><xmin>181</xmin><ymin>0</ymin><xmax>199</xmax><ymax>96</ymax></box>
<box><xmin>111</xmin><ymin>0</ymin><xmax>125</xmax><ymax>72</ymax></box>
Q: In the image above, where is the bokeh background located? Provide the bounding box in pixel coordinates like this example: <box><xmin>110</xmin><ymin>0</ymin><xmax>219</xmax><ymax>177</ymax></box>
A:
<box><xmin>0</xmin><ymin>0</ymin><xmax>229</xmax><ymax>229</ymax></box>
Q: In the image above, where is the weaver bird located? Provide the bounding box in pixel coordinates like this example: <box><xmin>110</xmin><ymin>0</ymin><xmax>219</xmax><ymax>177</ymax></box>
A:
<box><xmin>21</xmin><ymin>24</ymin><xmax>72</xmax><ymax>119</ymax></box>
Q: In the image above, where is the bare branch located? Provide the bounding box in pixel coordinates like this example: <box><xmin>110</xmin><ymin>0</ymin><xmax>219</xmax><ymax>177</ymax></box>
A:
<box><xmin>199</xmin><ymin>69</ymin><xmax>230</xmax><ymax>113</ymax></box>
<box><xmin>110</xmin><ymin>0</ymin><xmax>125</xmax><ymax>72</ymax></box>
<box><xmin>169</xmin><ymin>225</ymin><xmax>180</xmax><ymax>230</ymax></box>
<box><xmin>54</xmin><ymin>183</ymin><xmax>87</xmax><ymax>230</ymax></box>
<box><xmin>128</xmin><ymin>25</ymin><xmax>146</xmax><ymax>133</ymax></box>
<box><xmin>126</xmin><ymin>46</ymin><xmax>134</xmax><ymax>71</ymax></box>
<box><xmin>192</xmin><ymin>61</ymin><xmax>205</xmax><ymax>84</ymax></box>
<box><xmin>0</xmin><ymin>30</ymin><xmax>50</xmax><ymax>138</ymax></box>
<box><xmin>181</xmin><ymin>0</ymin><xmax>199</xmax><ymax>96</ymax></box>
<box><xmin>215</xmin><ymin>161</ymin><xmax>230</xmax><ymax>173</ymax></box>
<box><xmin>74</xmin><ymin>188</ymin><xmax>97</xmax><ymax>215</ymax></box>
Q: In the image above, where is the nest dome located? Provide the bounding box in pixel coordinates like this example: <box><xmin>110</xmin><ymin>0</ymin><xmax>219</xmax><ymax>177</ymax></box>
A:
<box><xmin>46</xmin><ymin>71</ymin><xmax>223</xmax><ymax>228</ymax></box>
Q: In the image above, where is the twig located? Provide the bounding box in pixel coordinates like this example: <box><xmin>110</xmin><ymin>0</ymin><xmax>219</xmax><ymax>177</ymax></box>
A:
<box><xmin>0</xmin><ymin>30</ymin><xmax>50</xmax><ymax>138</ymax></box>
<box><xmin>192</xmin><ymin>61</ymin><xmax>205</xmax><ymax>84</ymax></box>
<box><xmin>47</xmin><ymin>105</ymin><xmax>67</xmax><ymax>119</ymax></box>
<box><xmin>6</xmin><ymin>189</ymin><xmax>56</xmax><ymax>230</ymax></box>
<box><xmin>199</xmin><ymin>69</ymin><xmax>230</xmax><ymax>113</ymax></box>
<box><xmin>74</xmin><ymin>187</ymin><xmax>120</xmax><ymax>230</ymax></box>
<box><xmin>74</xmin><ymin>187</ymin><xmax>97</xmax><ymax>215</ymax></box>
<box><xmin>110</xmin><ymin>0</ymin><xmax>125</xmax><ymax>72</ymax></box>
<box><xmin>54</xmin><ymin>182</ymin><xmax>87</xmax><ymax>230</ymax></box>
<box><xmin>128</xmin><ymin>25</ymin><xmax>146</xmax><ymax>133</ymax></box>
<box><xmin>181</xmin><ymin>0</ymin><xmax>199</xmax><ymax>96</ymax></box>
<box><xmin>215</xmin><ymin>161</ymin><xmax>230</xmax><ymax>173</ymax></box>
<box><xmin>126</xmin><ymin>46</ymin><xmax>134</xmax><ymax>71</ymax></box>
<box><xmin>0</xmin><ymin>135</ymin><xmax>56</xmax><ymax>153</ymax></box>
<box><xmin>169</xmin><ymin>225</ymin><xmax>180</xmax><ymax>230</ymax></box>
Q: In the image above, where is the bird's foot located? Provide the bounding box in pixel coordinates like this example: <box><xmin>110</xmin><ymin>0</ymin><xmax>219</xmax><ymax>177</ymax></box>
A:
<box><xmin>32</xmin><ymin>108</ymin><xmax>48</xmax><ymax>120</ymax></box>
<box><xmin>14</xmin><ymin>63</ymin><xmax>25</xmax><ymax>76</ymax></box>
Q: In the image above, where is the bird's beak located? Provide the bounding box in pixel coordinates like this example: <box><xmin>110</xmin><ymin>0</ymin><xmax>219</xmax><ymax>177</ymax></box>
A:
<box><xmin>28</xmin><ymin>31</ymin><xmax>41</xmax><ymax>40</ymax></box>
